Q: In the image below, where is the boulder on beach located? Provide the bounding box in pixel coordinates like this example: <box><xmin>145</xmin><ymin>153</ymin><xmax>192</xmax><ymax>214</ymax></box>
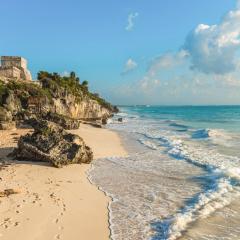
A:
<box><xmin>43</xmin><ymin>112</ymin><xmax>81</xmax><ymax>130</ymax></box>
<box><xmin>12</xmin><ymin>119</ymin><xmax>93</xmax><ymax>168</ymax></box>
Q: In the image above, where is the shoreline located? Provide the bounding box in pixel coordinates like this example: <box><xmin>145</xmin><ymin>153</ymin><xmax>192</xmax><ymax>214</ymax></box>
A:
<box><xmin>70</xmin><ymin>125</ymin><xmax>128</xmax><ymax>240</ymax></box>
<box><xmin>86</xmin><ymin>164</ymin><xmax>115</xmax><ymax>240</ymax></box>
<box><xmin>0</xmin><ymin>124</ymin><xmax>127</xmax><ymax>240</ymax></box>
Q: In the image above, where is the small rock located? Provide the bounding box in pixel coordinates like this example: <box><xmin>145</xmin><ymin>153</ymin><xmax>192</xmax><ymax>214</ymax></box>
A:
<box><xmin>0</xmin><ymin>189</ymin><xmax>20</xmax><ymax>197</ymax></box>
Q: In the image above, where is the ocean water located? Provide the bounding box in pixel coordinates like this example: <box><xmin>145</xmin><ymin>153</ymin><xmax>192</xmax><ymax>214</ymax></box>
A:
<box><xmin>89</xmin><ymin>106</ymin><xmax>240</xmax><ymax>240</ymax></box>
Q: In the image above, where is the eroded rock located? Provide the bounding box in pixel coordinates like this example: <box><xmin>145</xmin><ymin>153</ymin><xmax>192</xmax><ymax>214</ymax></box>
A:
<box><xmin>118</xmin><ymin>118</ymin><xmax>123</xmax><ymax>122</ymax></box>
<box><xmin>43</xmin><ymin>112</ymin><xmax>80</xmax><ymax>130</ymax></box>
<box><xmin>12</xmin><ymin>120</ymin><xmax>93</xmax><ymax>168</ymax></box>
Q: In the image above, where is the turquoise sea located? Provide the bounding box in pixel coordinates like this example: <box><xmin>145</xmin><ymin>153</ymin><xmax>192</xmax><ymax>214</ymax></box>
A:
<box><xmin>89</xmin><ymin>106</ymin><xmax>240</xmax><ymax>240</ymax></box>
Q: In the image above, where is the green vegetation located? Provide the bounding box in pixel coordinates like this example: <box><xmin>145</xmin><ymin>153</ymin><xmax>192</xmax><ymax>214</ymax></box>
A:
<box><xmin>8</xmin><ymin>81</ymin><xmax>51</xmax><ymax>98</ymax></box>
<box><xmin>0</xmin><ymin>71</ymin><xmax>114</xmax><ymax>113</ymax></box>
<box><xmin>0</xmin><ymin>79</ymin><xmax>52</xmax><ymax>107</ymax></box>
<box><xmin>38</xmin><ymin>71</ymin><xmax>84</xmax><ymax>101</ymax></box>
<box><xmin>37</xmin><ymin>71</ymin><xmax>113</xmax><ymax>110</ymax></box>
<box><xmin>88</xmin><ymin>92</ymin><xmax>113</xmax><ymax>110</ymax></box>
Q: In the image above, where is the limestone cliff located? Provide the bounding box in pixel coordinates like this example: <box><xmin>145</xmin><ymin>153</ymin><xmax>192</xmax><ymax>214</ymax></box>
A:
<box><xmin>53</xmin><ymin>97</ymin><xmax>112</xmax><ymax>119</ymax></box>
<box><xmin>0</xmin><ymin>71</ymin><xmax>117</xmax><ymax>129</ymax></box>
<box><xmin>38</xmin><ymin>73</ymin><xmax>116</xmax><ymax>120</ymax></box>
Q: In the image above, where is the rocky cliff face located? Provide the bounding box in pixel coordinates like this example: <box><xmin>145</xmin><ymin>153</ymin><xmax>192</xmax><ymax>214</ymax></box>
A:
<box><xmin>50</xmin><ymin>92</ymin><xmax>112</xmax><ymax>119</ymax></box>
<box><xmin>37</xmin><ymin>73</ymin><xmax>116</xmax><ymax>120</ymax></box>
<box><xmin>0</xmin><ymin>72</ymin><xmax>117</xmax><ymax>129</ymax></box>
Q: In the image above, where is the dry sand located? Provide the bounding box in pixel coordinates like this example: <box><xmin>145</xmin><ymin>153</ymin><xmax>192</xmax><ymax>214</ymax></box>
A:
<box><xmin>0</xmin><ymin>124</ymin><xmax>127</xmax><ymax>240</ymax></box>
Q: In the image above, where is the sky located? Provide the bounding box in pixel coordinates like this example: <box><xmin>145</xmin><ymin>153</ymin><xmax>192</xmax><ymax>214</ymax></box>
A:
<box><xmin>1</xmin><ymin>0</ymin><xmax>240</xmax><ymax>105</ymax></box>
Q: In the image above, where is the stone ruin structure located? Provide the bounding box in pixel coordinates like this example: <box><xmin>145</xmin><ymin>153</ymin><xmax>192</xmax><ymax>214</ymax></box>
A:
<box><xmin>0</xmin><ymin>56</ymin><xmax>32</xmax><ymax>81</ymax></box>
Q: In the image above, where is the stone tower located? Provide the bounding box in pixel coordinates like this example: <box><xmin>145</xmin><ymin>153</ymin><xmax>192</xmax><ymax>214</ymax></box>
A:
<box><xmin>0</xmin><ymin>56</ymin><xmax>32</xmax><ymax>81</ymax></box>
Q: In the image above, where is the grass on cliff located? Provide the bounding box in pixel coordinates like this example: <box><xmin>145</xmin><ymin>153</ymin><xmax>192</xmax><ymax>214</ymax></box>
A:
<box><xmin>0</xmin><ymin>79</ymin><xmax>52</xmax><ymax>106</ymax></box>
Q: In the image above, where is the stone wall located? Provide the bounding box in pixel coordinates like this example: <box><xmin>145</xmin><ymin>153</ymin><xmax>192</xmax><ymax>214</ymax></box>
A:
<box><xmin>1</xmin><ymin>56</ymin><xmax>27</xmax><ymax>69</ymax></box>
<box><xmin>0</xmin><ymin>56</ymin><xmax>32</xmax><ymax>81</ymax></box>
<box><xmin>0</xmin><ymin>66</ymin><xmax>21</xmax><ymax>79</ymax></box>
<box><xmin>20</xmin><ymin>68</ymin><xmax>32</xmax><ymax>81</ymax></box>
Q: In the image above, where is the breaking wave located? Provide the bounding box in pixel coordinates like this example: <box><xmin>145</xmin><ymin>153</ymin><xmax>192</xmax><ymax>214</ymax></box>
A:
<box><xmin>137</xmin><ymin>128</ymin><xmax>240</xmax><ymax>239</ymax></box>
<box><xmin>91</xmin><ymin>107</ymin><xmax>240</xmax><ymax>240</ymax></box>
<box><xmin>191</xmin><ymin>129</ymin><xmax>211</xmax><ymax>139</ymax></box>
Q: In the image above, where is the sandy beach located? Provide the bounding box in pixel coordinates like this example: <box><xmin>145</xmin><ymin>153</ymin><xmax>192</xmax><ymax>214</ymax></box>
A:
<box><xmin>0</xmin><ymin>124</ymin><xmax>127</xmax><ymax>240</ymax></box>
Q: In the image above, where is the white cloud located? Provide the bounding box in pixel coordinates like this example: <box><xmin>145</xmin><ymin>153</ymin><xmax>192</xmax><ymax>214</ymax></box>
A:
<box><xmin>61</xmin><ymin>71</ymin><xmax>70</xmax><ymax>77</ymax></box>
<box><xmin>125</xmin><ymin>12</ymin><xmax>139</xmax><ymax>31</ymax></box>
<box><xmin>184</xmin><ymin>6</ymin><xmax>240</xmax><ymax>74</ymax></box>
<box><xmin>148</xmin><ymin>50</ymin><xmax>189</xmax><ymax>77</ymax></box>
<box><xmin>143</xmin><ymin>0</ymin><xmax>240</xmax><ymax>87</ymax></box>
<box><xmin>115</xmin><ymin>1</ymin><xmax>240</xmax><ymax>104</ymax></box>
<box><xmin>146</xmin><ymin>0</ymin><xmax>240</xmax><ymax>78</ymax></box>
<box><xmin>122</xmin><ymin>58</ymin><xmax>138</xmax><ymax>74</ymax></box>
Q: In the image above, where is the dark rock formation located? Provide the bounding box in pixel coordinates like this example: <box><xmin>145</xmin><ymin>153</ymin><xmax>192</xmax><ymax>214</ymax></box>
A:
<box><xmin>81</xmin><ymin>120</ymin><xmax>102</xmax><ymax>128</ymax></box>
<box><xmin>102</xmin><ymin>118</ymin><xmax>108</xmax><ymax>125</ymax></box>
<box><xmin>0</xmin><ymin>73</ymin><xmax>116</xmax><ymax>129</ymax></box>
<box><xmin>12</xmin><ymin>120</ymin><xmax>93</xmax><ymax>168</ymax></box>
<box><xmin>113</xmin><ymin>106</ymin><xmax>119</xmax><ymax>113</ymax></box>
<box><xmin>43</xmin><ymin>112</ymin><xmax>80</xmax><ymax>130</ymax></box>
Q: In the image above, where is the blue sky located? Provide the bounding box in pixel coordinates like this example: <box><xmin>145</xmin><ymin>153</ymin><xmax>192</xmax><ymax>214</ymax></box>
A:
<box><xmin>1</xmin><ymin>0</ymin><xmax>239</xmax><ymax>105</ymax></box>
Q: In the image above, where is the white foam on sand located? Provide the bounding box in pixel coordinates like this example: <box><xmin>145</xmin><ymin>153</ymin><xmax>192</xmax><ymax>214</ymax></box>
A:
<box><xmin>95</xmin><ymin>113</ymin><xmax>240</xmax><ymax>239</ymax></box>
<box><xmin>141</xmin><ymin>133</ymin><xmax>240</xmax><ymax>239</ymax></box>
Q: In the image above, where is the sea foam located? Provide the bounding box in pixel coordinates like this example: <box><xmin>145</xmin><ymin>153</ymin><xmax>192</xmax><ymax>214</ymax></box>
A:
<box><xmin>91</xmin><ymin>107</ymin><xmax>240</xmax><ymax>240</ymax></box>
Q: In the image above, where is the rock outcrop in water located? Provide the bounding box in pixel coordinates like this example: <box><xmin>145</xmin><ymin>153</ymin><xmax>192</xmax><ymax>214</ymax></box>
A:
<box><xmin>12</xmin><ymin>120</ymin><xmax>93</xmax><ymax>168</ymax></box>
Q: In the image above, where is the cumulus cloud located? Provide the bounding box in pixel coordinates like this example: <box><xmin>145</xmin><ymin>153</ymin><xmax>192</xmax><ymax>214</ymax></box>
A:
<box><xmin>155</xmin><ymin>3</ymin><xmax>240</xmax><ymax>79</ymax></box>
<box><xmin>184</xmin><ymin>9</ymin><xmax>240</xmax><ymax>74</ymax></box>
<box><xmin>122</xmin><ymin>58</ymin><xmax>138</xmax><ymax>74</ymax></box>
<box><xmin>148</xmin><ymin>50</ymin><xmax>189</xmax><ymax>77</ymax></box>
<box><xmin>116</xmin><ymin>1</ymin><xmax>240</xmax><ymax>104</ymax></box>
<box><xmin>125</xmin><ymin>12</ymin><xmax>139</xmax><ymax>31</ymax></box>
<box><xmin>147</xmin><ymin>1</ymin><xmax>240</xmax><ymax>77</ymax></box>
